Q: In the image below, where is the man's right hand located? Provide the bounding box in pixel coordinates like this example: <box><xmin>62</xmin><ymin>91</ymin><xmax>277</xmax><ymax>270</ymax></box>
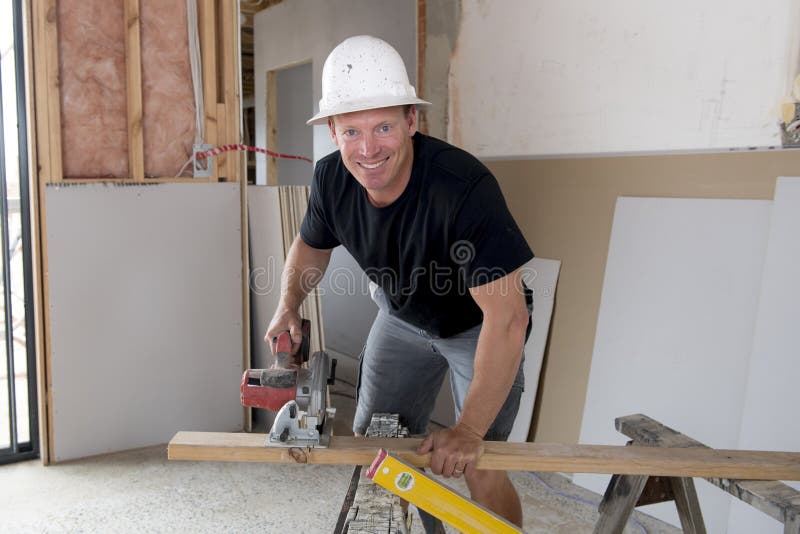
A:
<box><xmin>265</xmin><ymin>305</ymin><xmax>304</xmax><ymax>355</ymax></box>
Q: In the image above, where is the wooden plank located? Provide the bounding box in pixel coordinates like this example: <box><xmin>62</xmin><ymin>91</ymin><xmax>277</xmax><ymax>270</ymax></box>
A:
<box><xmin>416</xmin><ymin>0</ymin><xmax>428</xmax><ymax>134</ymax></box>
<box><xmin>124</xmin><ymin>0</ymin><xmax>144</xmax><ymax>181</ymax></box>
<box><xmin>618</xmin><ymin>414</ymin><xmax>800</xmax><ymax>525</ymax></box>
<box><xmin>221</xmin><ymin>0</ymin><xmax>240</xmax><ymax>182</ymax></box>
<box><xmin>31</xmin><ymin>0</ymin><xmax>62</xmax><ymax>463</ymax></box>
<box><xmin>42</xmin><ymin>0</ymin><xmax>63</xmax><ymax>184</ymax></box>
<box><xmin>593</xmin><ymin>474</ymin><xmax>649</xmax><ymax>534</ymax></box>
<box><xmin>28</xmin><ymin>0</ymin><xmax>53</xmax><ymax>464</ymax></box>
<box><xmin>216</xmin><ymin>103</ymin><xmax>227</xmax><ymax>179</ymax></box>
<box><xmin>167</xmin><ymin>432</ymin><xmax>800</xmax><ymax>480</ymax></box>
<box><xmin>266</xmin><ymin>69</ymin><xmax>277</xmax><ymax>185</ymax></box>
<box><xmin>785</xmin><ymin>513</ymin><xmax>800</xmax><ymax>534</ymax></box>
<box><xmin>670</xmin><ymin>477</ymin><xmax>707</xmax><ymax>534</ymax></box>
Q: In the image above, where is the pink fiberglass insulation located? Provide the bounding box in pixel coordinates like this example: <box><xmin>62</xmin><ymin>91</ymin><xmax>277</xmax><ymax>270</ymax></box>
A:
<box><xmin>141</xmin><ymin>0</ymin><xmax>196</xmax><ymax>178</ymax></box>
<box><xmin>57</xmin><ymin>0</ymin><xmax>129</xmax><ymax>178</ymax></box>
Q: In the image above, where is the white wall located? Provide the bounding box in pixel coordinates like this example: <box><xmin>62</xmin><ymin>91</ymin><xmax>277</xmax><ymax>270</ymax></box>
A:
<box><xmin>275</xmin><ymin>62</ymin><xmax>313</xmax><ymax>186</ymax></box>
<box><xmin>574</xmin><ymin>197</ymin><xmax>772</xmax><ymax>532</ymax></box>
<box><xmin>253</xmin><ymin>0</ymin><xmax>417</xmax><ymax>371</ymax></box>
<box><xmin>448</xmin><ymin>0</ymin><xmax>800</xmax><ymax>157</ymax></box>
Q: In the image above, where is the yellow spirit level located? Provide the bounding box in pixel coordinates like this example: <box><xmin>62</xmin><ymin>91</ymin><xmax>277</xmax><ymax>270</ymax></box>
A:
<box><xmin>366</xmin><ymin>448</ymin><xmax>523</xmax><ymax>534</ymax></box>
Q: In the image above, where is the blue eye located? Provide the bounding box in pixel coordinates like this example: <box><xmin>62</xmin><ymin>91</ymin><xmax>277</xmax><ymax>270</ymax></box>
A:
<box><xmin>380</xmin><ymin>125</ymin><xmax>391</xmax><ymax>132</ymax></box>
<box><xmin>344</xmin><ymin>129</ymin><xmax>357</xmax><ymax>136</ymax></box>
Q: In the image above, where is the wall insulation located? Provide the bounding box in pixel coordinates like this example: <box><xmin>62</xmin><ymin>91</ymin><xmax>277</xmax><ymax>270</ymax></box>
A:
<box><xmin>57</xmin><ymin>0</ymin><xmax>129</xmax><ymax>178</ymax></box>
<box><xmin>141</xmin><ymin>0</ymin><xmax>195</xmax><ymax>177</ymax></box>
<box><xmin>55</xmin><ymin>0</ymin><xmax>196</xmax><ymax>178</ymax></box>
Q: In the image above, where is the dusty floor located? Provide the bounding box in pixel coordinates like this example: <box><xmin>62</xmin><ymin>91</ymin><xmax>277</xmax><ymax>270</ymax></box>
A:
<box><xmin>0</xmin><ymin>383</ymin><xmax>681</xmax><ymax>533</ymax></box>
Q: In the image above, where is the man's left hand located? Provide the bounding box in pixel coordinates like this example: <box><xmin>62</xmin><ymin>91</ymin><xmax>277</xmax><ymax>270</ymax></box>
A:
<box><xmin>416</xmin><ymin>424</ymin><xmax>485</xmax><ymax>478</ymax></box>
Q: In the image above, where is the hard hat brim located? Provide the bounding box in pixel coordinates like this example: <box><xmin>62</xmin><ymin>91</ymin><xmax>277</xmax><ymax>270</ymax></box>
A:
<box><xmin>306</xmin><ymin>96</ymin><xmax>432</xmax><ymax>125</ymax></box>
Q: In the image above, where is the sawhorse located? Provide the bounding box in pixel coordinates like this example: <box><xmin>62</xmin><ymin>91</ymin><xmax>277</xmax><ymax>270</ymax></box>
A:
<box><xmin>594</xmin><ymin>414</ymin><xmax>800</xmax><ymax>534</ymax></box>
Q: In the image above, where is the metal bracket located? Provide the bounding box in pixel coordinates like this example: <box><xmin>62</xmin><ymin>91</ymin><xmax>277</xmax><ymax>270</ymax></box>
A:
<box><xmin>192</xmin><ymin>143</ymin><xmax>214</xmax><ymax>178</ymax></box>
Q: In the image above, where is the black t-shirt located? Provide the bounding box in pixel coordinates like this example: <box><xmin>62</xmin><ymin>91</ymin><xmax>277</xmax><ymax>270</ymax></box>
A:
<box><xmin>300</xmin><ymin>132</ymin><xmax>534</xmax><ymax>338</ymax></box>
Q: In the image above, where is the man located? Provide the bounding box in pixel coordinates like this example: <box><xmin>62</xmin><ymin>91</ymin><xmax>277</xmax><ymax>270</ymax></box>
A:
<box><xmin>265</xmin><ymin>35</ymin><xmax>533</xmax><ymax>528</ymax></box>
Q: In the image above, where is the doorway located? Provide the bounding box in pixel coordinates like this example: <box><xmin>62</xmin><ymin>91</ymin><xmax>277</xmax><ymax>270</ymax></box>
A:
<box><xmin>266</xmin><ymin>62</ymin><xmax>313</xmax><ymax>186</ymax></box>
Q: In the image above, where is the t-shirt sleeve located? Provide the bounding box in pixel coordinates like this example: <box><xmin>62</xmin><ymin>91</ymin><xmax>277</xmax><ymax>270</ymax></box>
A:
<box><xmin>300</xmin><ymin>165</ymin><xmax>341</xmax><ymax>250</ymax></box>
<box><xmin>452</xmin><ymin>173</ymin><xmax>534</xmax><ymax>288</ymax></box>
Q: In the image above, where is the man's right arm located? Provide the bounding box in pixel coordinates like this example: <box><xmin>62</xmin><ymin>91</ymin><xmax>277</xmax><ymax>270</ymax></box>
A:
<box><xmin>264</xmin><ymin>235</ymin><xmax>333</xmax><ymax>352</ymax></box>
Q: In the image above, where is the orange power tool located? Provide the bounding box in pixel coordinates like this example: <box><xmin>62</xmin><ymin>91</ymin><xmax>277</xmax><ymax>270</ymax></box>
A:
<box><xmin>240</xmin><ymin>319</ymin><xmax>336</xmax><ymax>447</ymax></box>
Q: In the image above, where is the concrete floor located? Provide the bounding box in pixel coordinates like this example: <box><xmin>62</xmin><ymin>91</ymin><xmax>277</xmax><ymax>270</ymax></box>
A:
<box><xmin>0</xmin><ymin>384</ymin><xmax>681</xmax><ymax>533</ymax></box>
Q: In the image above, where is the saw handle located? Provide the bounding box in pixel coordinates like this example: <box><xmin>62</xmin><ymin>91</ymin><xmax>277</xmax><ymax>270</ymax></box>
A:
<box><xmin>270</xmin><ymin>319</ymin><xmax>311</xmax><ymax>366</ymax></box>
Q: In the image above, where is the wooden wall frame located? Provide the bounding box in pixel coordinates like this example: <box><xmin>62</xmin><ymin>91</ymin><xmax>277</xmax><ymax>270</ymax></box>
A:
<box><xmin>27</xmin><ymin>0</ymin><xmax>246</xmax><ymax>462</ymax></box>
<box><xmin>30</xmin><ymin>0</ymin><xmax>241</xmax><ymax>184</ymax></box>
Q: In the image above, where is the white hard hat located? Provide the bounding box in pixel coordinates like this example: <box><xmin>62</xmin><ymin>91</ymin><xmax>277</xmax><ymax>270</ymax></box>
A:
<box><xmin>307</xmin><ymin>35</ymin><xmax>431</xmax><ymax>125</ymax></box>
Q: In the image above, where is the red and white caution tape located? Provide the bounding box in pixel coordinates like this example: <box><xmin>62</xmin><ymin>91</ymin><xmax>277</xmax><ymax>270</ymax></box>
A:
<box><xmin>195</xmin><ymin>144</ymin><xmax>313</xmax><ymax>163</ymax></box>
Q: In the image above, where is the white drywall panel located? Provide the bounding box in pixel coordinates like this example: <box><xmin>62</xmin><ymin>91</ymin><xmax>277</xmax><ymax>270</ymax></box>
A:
<box><xmin>317</xmin><ymin>247</ymin><xmax>376</xmax><ymax>382</ymax></box>
<box><xmin>449</xmin><ymin>0</ymin><xmax>798</xmax><ymax>157</ymax></box>
<box><xmin>574</xmin><ymin>197</ymin><xmax>772</xmax><ymax>532</ymax></box>
<box><xmin>247</xmin><ymin>185</ymin><xmax>285</xmax><ymax>369</ymax></box>
<box><xmin>727</xmin><ymin>177</ymin><xmax>800</xmax><ymax>534</ymax></box>
<box><xmin>430</xmin><ymin>257</ymin><xmax>561</xmax><ymax>442</ymax></box>
<box><xmin>253</xmin><ymin>0</ymin><xmax>416</xmax><ymax>174</ymax></box>
<box><xmin>510</xmin><ymin>258</ymin><xmax>560</xmax><ymax>442</ymax></box>
<box><xmin>248</xmin><ymin>185</ymin><xmax>375</xmax><ymax>388</ymax></box>
<box><xmin>46</xmin><ymin>183</ymin><xmax>243</xmax><ymax>462</ymax></box>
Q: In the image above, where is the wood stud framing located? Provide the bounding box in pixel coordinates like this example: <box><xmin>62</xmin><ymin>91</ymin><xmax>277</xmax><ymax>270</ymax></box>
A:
<box><xmin>30</xmin><ymin>0</ymin><xmax>242</xmax><ymax>183</ymax></box>
<box><xmin>28</xmin><ymin>0</ymin><xmax>245</xmax><ymax>461</ymax></box>
<box><xmin>265</xmin><ymin>69</ymin><xmax>277</xmax><ymax>185</ymax></box>
<box><xmin>124</xmin><ymin>0</ymin><xmax>144</xmax><ymax>181</ymax></box>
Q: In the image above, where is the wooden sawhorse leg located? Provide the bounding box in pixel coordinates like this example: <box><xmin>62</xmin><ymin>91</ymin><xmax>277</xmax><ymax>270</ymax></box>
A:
<box><xmin>785</xmin><ymin>512</ymin><xmax>800</xmax><ymax>534</ymax></box>
<box><xmin>594</xmin><ymin>474</ymin><xmax>707</xmax><ymax>534</ymax></box>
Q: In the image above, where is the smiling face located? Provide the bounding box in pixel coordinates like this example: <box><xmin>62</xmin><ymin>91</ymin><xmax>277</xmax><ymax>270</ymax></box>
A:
<box><xmin>328</xmin><ymin>105</ymin><xmax>417</xmax><ymax>207</ymax></box>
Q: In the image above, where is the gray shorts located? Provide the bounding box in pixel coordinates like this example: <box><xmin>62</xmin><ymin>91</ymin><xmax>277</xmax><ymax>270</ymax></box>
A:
<box><xmin>353</xmin><ymin>285</ymin><xmax>525</xmax><ymax>440</ymax></box>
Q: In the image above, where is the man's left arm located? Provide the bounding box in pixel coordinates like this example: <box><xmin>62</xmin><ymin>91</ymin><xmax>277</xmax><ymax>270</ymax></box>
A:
<box><xmin>417</xmin><ymin>268</ymin><xmax>529</xmax><ymax>477</ymax></box>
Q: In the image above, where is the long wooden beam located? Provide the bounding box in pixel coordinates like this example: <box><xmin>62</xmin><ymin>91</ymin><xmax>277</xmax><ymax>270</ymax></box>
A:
<box><xmin>168</xmin><ymin>432</ymin><xmax>800</xmax><ymax>481</ymax></box>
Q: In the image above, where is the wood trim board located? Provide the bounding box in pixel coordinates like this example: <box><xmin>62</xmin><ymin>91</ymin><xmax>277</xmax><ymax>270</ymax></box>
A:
<box><xmin>124</xmin><ymin>0</ymin><xmax>144</xmax><ymax>181</ymax></box>
<box><xmin>167</xmin><ymin>432</ymin><xmax>800</xmax><ymax>481</ymax></box>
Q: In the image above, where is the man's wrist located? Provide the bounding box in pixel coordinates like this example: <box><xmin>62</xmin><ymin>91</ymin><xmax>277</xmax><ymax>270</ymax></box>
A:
<box><xmin>455</xmin><ymin>421</ymin><xmax>485</xmax><ymax>440</ymax></box>
<box><xmin>278</xmin><ymin>297</ymin><xmax>300</xmax><ymax>314</ymax></box>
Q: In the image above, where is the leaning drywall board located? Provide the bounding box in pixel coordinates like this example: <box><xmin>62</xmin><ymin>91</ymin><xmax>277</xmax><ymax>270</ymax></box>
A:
<box><xmin>510</xmin><ymin>258</ymin><xmax>560</xmax><ymax>442</ymax></box>
<box><xmin>46</xmin><ymin>183</ymin><xmax>244</xmax><ymax>461</ymax></box>
<box><xmin>430</xmin><ymin>257</ymin><xmax>560</xmax><ymax>443</ymax></box>
<box><xmin>247</xmin><ymin>185</ymin><xmax>285</xmax><ymax>370</ymax></box>
<box><xmin>574</xmin><ymin>197</ymin><xmax>772</xmax><ymax>533</ymax></box>
<box><xmin>728</xmin><ymin>178</ymin><xmax>800</xmax><ymax>534</ymax></box>
<box><xmin>449</xmin><ymin>0</ymin><xmax>798</xmax><ymax>157</ymax></box>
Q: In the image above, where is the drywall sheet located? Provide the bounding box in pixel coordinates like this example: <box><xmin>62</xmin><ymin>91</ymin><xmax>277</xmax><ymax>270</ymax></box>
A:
<box><xmin>46</xmin><ymin>183</ymin><xmax>243</xmax><ymax>461</ymax></box>
<box><xmin>250</xmin><ymin>193</ymin><xmax>384</xmax><ymax>386</ymax></box>
<box><xmin>141</xmin><ymin>0</ymin><xmax>195</xmax><ymax>177</ymax></box>
<box><xmin>247</xmin><ymin>185</ymin><xmax>284</xmax><ymax>370</ymax></box>
<box><xmin>728</xmin><ymin>177</ymin><xmax>800</xmax><ymax>534</ymax></box>
<box><xmin>430</xmin><ymin>257</ymin><xmax>561</xmax><ymax>443</ymax></box>
<box><xmin>57</xmin><ymin>0</ymin><xmax>128</xmax><ymax>178</ymax></box>
<box><xmin>449</xmin><ymin>0</ymin><xmax>798</xmax><ymax>157</ymax></box>
<box><xmin>574</xmin><ymin>197</ymin><xmax>772</xmax><ymax>532</ymax></box>
<box><xmin>511</xmin><ymin>258</ymin><xmax>560</xmax><ymax>442</ymax></box>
